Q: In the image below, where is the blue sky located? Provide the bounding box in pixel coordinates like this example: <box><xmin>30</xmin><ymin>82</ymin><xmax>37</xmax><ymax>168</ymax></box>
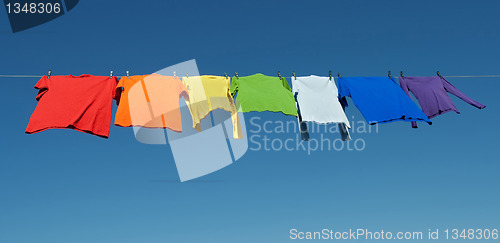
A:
<box><xmin>0</xmin><ymin>0</ymin><xmax>499</xmax><ymax>242</ymax></box>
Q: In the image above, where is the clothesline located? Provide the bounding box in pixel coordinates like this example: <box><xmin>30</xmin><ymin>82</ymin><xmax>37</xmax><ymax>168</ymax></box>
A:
<box><xmin>2</xmin><ymin>74</ymin><xmax>500</xmax><ymax>79</ymax></box>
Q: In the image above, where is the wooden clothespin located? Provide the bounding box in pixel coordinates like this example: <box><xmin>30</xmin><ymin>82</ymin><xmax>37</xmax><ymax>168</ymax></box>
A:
<box><xmin>292</xmin><ymin>71</ymin><xmax>296</xmax><ymax>80</ymax></box>
<box><xmin>235</xmin><ymin>72</ymin><xmax>239</xmax><ymax>79</ymax></box>
<box><xmin>48</xmin><ymin>69</ymin><xmax>52</xmax><ymax>79</ymax></box>
<box><xmin>329</xmin><ymin>70</ymin><xmax>332</xmax><ymax>81</ymax></box>
<box><xmin>277</xmin><ymin>71</ymin><xmax>282</xmax><ymax>80</ymax></box>
<box><xmin>400</xmin><ymin>71</ymin><xmax>404</xmax><ymax>78</ymax></box>
<box><xmin>337</xmin><ymin>73</ymin><xmax>342</xmax><ymax>79</ymax></box>
<box><xmin>110</xmin><ymin>71</ymin><xmax>113</xmax><ymax>79</ymax></box>
<box><xmin>224</xmin><ymin>72</ymin><xmax>228</xmax><ymax>79</ymax></box>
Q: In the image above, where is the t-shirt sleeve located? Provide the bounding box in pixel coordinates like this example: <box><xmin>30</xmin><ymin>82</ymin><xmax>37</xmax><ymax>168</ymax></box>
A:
<box><xmin>229</xmin><ymin>76</ymin><xmax>238</xmax><ymax>97</ymax></box>
<box><xmin>399</xmin><ymin>77</ymin><xmax>418</xmax><ymax>128</ymax></box>
<box><xmin>34</xmin><ymin>75</ymin><xmax>49</xmax><ymax>101</ymax></box>
<box><xmin>226</xmin><ymin>77</ymin><xmax>231</xmax><ymax>94</ymax></box>
<box><xmin>114</xmin><ymin>77</ymin><xmax>126</xmax><ymax>105</ymax></box>
<box><xmin>337</xmin><ymin>78</ymin><xmax>350</xmax><ymax>107</ymax></box>
<box><xmin>181</xmin><ymin>77</ymin><xmax>191</xmax><ymax>94</ymax></box>
<box><xmin>281</xmin><ymin>77</ymin><xmax>292</xmax><ymax>92</ymax></box>
<box><xmin>441</xmin><ymin>78</ymin><xmax>486</xmax><ymax>109</ymax></box>
<box><xmin>291</xmin><ymin>79</ymin><xmax>299</xmax><ymax>93</ymax></box>
<box><xmin>178</xmin><ymin>79</ymin><xmax>189</xmax><ymax>100</ymax></box>
<box><xmin>111</xmin><ymin>76</ymin><xmax>119</xmax><ymax>95</ymax></box>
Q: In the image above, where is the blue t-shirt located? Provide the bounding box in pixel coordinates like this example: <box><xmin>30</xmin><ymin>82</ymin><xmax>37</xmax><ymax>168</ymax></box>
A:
<box><xmin>338</xmin><ymin>77</ymin><xmax>431</xmax><ymax>125</ymax></box>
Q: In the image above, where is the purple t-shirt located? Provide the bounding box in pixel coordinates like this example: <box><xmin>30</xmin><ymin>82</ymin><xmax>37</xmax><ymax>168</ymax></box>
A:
<box><xmin>399</xmin><ymin>76</ymin><xmax>486</xmax><ymax>128</ymax></box>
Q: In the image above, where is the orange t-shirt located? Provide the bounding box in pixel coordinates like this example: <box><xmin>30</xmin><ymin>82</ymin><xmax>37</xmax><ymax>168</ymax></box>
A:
<box><xmin>114</xmin><ymin>74</ymin><xmax>189</xmax><ymax>132</ymax></box>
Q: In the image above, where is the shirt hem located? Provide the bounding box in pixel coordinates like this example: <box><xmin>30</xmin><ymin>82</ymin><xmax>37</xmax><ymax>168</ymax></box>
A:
<box><xmin>367</xmin><ymin>116</ymin><xmax>432</xmax><ymax>125</ymax></box>
<box><xmin>26</xmin><ymin>126</ymin><xmax>109</xmax><ymax>138</ymax></box>
<box><xmin>427</xmin><ymin>108</ymin><xmax>460</xmax><ymax>119</ymax></box>
<box><xmin>301</xmin><ymin>119</ymin><xmax>351</xmax><ymax>129</ymax></box>
<box><xmin>114</xmin><ymin>123</ymin><xmax>182</xmax><ymax>133</ymax></box>
<box><xmin>241</xmin><ymin>109</ymin><xmax>298</xmax><ymax>117</ymax></box>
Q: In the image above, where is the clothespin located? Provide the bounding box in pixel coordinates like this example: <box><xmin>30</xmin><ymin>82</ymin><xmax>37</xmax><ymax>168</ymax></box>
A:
<box><xmin>235</xmin><ymin>72</ymin><xmax>239</xmax><ymax>79</ymax></box>
<box><xmin>186</xmin><ymin>73</ymin><xmax>189</xmax><ymax>78</ymax></box>
<box><xmin>224</xmin><ymin>72</ymin><xmax>228</xmax><ymax>79</ymax></box>
<box><xmin>48</xmin><ymin>69</ymin><xmax>51</xmax><ymax>79</ymax></box>
<box><xmin>437</xmin><ymin>71</ymin><xmax>443</xmax><ymax>78</ymax></box>
<box><xmin>400</xmin><ymin>71</ymin><xmax>404</xmax><ymax>78</ymax></box>
<box><xmin>126</xmin><ymin>70</ymin><xmax>130</xmax><ymax>78</ymax></box>
<box><xmin>292</xmin><ymin>71</ymin><xmax>296</xmax><ymax>80</ymax></box>
<box><xmin>110</xmin><ymin>71</ymin><xmax>113</xmax><ymax>79</ymax></box>
<box><xmin>277</xmin><ymin>71</ymin><xmax>282</xmax><ymax>80</ymax></box>
<box><xmin>173</xmin><ymin>71</ymin><xmax>176</xmax><ymax>77</ymax></box>
<box><xmin>329</xmin><ymin>70</ymin><xmax>332</xmax><ymax>81</ymax></box>
<box><xmin>337</xmin><ymin>73</ymin><xmax>342</xmax><ymax>79</ymax></box>
<box><xmin>388</xmin><ymin>70</ymin><xmax>392</xmax><ymax>78</ymax></box>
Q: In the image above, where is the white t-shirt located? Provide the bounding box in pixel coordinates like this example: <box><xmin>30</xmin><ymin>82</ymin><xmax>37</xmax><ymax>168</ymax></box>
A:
<box><xmin>292</xmin><ymin>75</ymin><xmax>351</xmax><ymax>128</ymax></box>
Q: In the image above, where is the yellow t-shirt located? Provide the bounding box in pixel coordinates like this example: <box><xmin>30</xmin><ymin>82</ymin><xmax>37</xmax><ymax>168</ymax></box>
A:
<box><xmin>182</xmin><ymin>75</ymin><xmax>243</xmax><ymax>139</ymax></box>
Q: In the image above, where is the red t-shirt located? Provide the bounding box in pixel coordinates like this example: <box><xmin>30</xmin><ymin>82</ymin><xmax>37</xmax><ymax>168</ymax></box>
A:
<box><xmin>26</xmin><ymin>74</ymin><xmax>118</xmax><ymax>138</ymax></box>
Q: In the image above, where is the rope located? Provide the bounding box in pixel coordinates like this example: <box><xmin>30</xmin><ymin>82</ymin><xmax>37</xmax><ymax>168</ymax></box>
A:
<box><xmin>0</xmin><ymin>75</ymin><xmax>44</xmax><ymax>78</ymax></box>
<box><xmin>0</xmin><ymin>75</ymin><xmax>125</xmax><ymax>78</ymax></box>
<box><xmin>1</xmin><ymin>74</ymin><xmax>500</xmax><ymax>79</ymax></box>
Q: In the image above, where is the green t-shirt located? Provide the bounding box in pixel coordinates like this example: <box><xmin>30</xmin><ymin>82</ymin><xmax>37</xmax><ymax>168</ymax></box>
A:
<box><xmin>230</xmin><ymin>73</ymin><xmax>297</xmax><ymax>116</ymax></box>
